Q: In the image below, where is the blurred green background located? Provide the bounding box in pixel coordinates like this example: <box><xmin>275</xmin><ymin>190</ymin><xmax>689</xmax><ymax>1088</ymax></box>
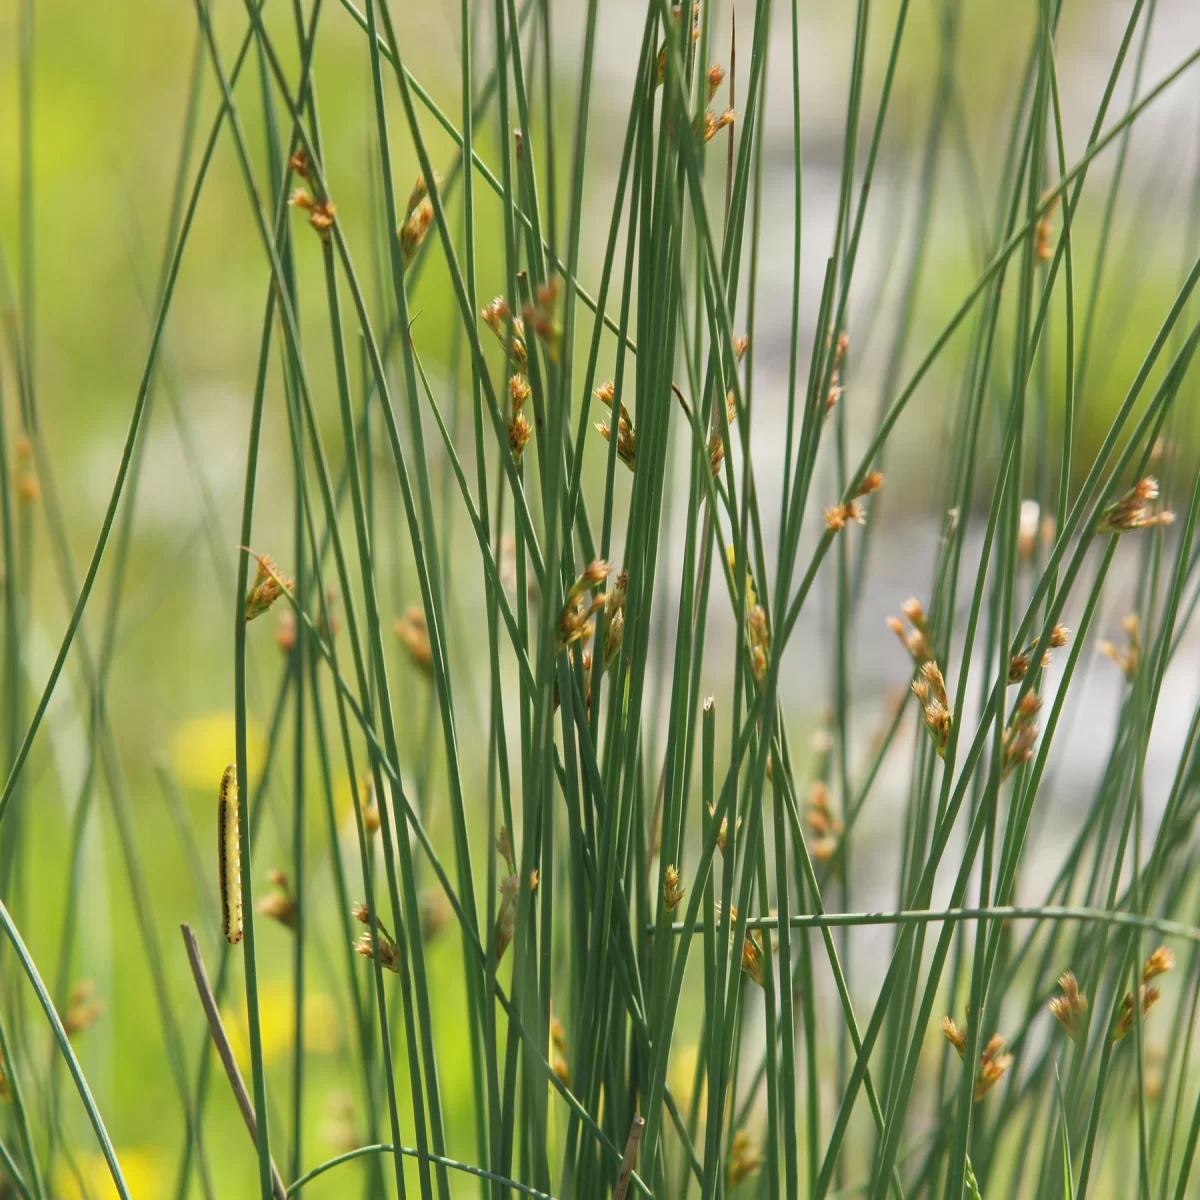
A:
<box><xmin>2</xmin><ymin>0</ymin><xmax>1199</xmax><ymax>1194</ymax></box>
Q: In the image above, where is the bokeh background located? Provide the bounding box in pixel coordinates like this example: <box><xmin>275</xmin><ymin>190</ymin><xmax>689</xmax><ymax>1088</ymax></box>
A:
<box><xmin>2</xmin><ymin>0</ymin><xmax>1200</xmax><ymax>1194</ymax></box>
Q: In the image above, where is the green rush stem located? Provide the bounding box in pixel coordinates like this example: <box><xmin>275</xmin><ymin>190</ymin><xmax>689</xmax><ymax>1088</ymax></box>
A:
<box><xmin>0</xmin><ymin>899</ymin><xmax>129</xmax><ymax>1197</ymax></box>
<box><xmin>285</xmin><ymin>1143</ymin><xmax>555</xmax><ymax>1198</ymax></box>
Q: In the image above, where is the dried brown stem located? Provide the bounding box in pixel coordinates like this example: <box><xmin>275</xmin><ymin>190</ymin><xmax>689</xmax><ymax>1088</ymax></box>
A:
<box><xmin>180</xmin><ymin>923</ymin><xmax>287</xmax><ymax>1200</ymax></box>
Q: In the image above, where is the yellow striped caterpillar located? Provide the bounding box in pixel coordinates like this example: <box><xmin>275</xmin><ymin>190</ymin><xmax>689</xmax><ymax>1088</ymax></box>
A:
<box><xmin>218</xmin><ymin>764</ymin><xmax>243</xmax><ymax>944</ymax></box>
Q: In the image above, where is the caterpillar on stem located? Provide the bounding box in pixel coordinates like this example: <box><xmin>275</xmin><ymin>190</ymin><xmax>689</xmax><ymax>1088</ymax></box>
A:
<box><xmin>218</xmin><ymin>764</ymin><xmax>243</xmax><ymax>944</ymax></box>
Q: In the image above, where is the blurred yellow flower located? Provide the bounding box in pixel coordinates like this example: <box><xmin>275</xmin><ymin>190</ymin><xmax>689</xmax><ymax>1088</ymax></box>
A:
<box><xmin>170</xmin><ymin>712</ymin><xmax>266</xmax><ymax>792</ymax></box>
<box><xmin>56</xmin><ymin>1147</ymin><xmax>163</xmax><ymax>1199</ymax></box>
<box><xmin>220</xmin><ymin>979</ymin><xmax>342</xmax><ymax>1071</ymax></box>
<box><xmin>669</xmin><ymin>1042</ymin><xmax>707</xmax><ymax>1114</ymax></box>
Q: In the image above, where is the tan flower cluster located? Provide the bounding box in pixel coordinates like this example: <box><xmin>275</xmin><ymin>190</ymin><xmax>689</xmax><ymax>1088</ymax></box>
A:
<box><xmin>974</xmin><ymin>1034</ymin><xmax>1014</xmax><ymax>1099</ymax></box>
<box><xmin>1112</xmin><ymin>947</ymin><xmax>1174</xmax><ymax>1041</ymax></box>
<box><xmin>604</xmin><ymin>569</ymin><xmax>628</xmax><ymax>668</ymax></box>
<box><xmin>276</xmin><ymin>609</ymin><xmax>297</xmax><ymax>652</ymax></box>
<box><xmin>1034</xmin><ymin>193</ymin><xmax>1060</xmax><ymax>262</ymax></box>
<box><xmin>707</xmin><ymin>803</ymin><xmax>741</xmax><ymax>856</ymax></box>
<box><xmin>480</xmin><ymin>295</ymin><xmax>527</xmax><ymax>367</ymax></box>
<box><xmin>1001</xmin><ymin>691</ymin><xmax>1042</xmax><ymax>780</ymax></box>
<box><xmin>508</xmin><ymin>373</ymin><xmax>533</xmax><ymax>460</ymax></box>
<box><xmin>550</xmin><ymin>1013</ymin><xmax>571</xmax><ymax>1087</ymax></box>
<box><xmin>244</xmin><ymin>552</ymin><xmax>294</xmax><ymax>622</ymax></box>
<box><xmin>726</xmin><ymin>1129</ymin><xmax>762</xmax><ymax>1188</ymax></box>
<box><xmin>352</xmin><ymin>904</ymin><xmax>402</xmax><ymax>975</ymax></box>
<box><xmin>700</xmin><ymin>108</ymin><xmax>738</xmax><ymax>142</ymax></box>
<box><xmin>399</xmin><ymin>174</ymin><xmax>436</xmax><ymax>266</ymax></box>
<box><xmin>1096</xmin><ymin>477</ymin><xmax>1174</xmax><ymax>534</ymax></box>
<box><xmin>740</xmin><ymin>929</ymin><xmax>768</xmax><ymax>988</ymax></box>
<box><xmin>1048</xmin><ymin>970</ymin><xmax>1087</xmax><ymax>1040</ymax></box>
<box><xmin>1008</xmin><ymin>623</ymin><xmax>1070</xmax><ymax>683</ymax></box>
<box><xmin>889</xmin><ymin>600</ymin><xmax>953</xmax><ymax>757</ymax></box>
<box><xmin>555</xmin><ymin>560</ymin><xmax>611</xmax><ymax>652</ymax></box>
<box><xmin>1098</xmin><ymin>613</ymin><xmax>1140</xmax><ymax>680</ymax></box>
<box><xmin>62</xmin><ymin>981</ymin><xmax>104</xmax><ymax>1040</ymax></box>
<box><xmin>708</xmin><ymin>391</ymin><xmax>740</xmax><ymax>477</ymax></box>
<box><xmin>494</xmin><ymin>868</ymin><xmax>540</xmax><ymax>962</ymax></box>
<box><xmin>361</xmin><ymin>775</ymin><xmax>381</xmax><ymax>837</ymax></box>
<box><xmin>725</xmin><ymin>545</ymin><xmax>770</xmax><ymax>683</ymax></box>
<box><xmin>256</xmin><ymin>868</ymin><xmax>298</xmax><ymax>932</ymax></box>
<box><xmin>419</xmin><ymin>887</ymin><xmax>451</xmax><ymax>943</ymax></box>
<box><xmin>824</xmin><ymin>330</ymin><xmax>850</xmax><ymax>421</ymax></box>
<box><xmin>805</xmin><ymin>780</ymin><xmax>843</xmax><ymax>862</ymax></box>
<box><xmin>394</xmin><ymin>605</ymin><xmax>433</xmax><ymax>676</ymax></box>
<box><xmin>661</xmin><ymin>864</ymin><xmax>685</xmax><ymax>911</ymax></box>
<box><xmin>714</xmin><ymin>902</ymin><xmax>775</xmax><ymax>989</ymax></box>
<box><xmin>288</xmin><ymin>187</ymin><xmax>336</xmax><ymax>236</ymax></box>
<box><xmin>495</xmin><ymin>825</ymin><xmax>514</xmax><ymax>873</ymax></box>
<box><xmin>594</xmin><ymin>379</ymin><xmax>636</xmax><ymax>471</ymax></box>
<box><xmin>521</xmin><ymin>279</ymin><xmax>560</xmax><ymax>362</ymax></box>
<box><xmin>941</xmin><ymin>1015</ymin><xmax>1013</xmax><ymax>1100</ymax></box>
<box><xmin>824</xmin><ymin>471</ymin><xmax>883</xmax><ymax>532</ymax></box>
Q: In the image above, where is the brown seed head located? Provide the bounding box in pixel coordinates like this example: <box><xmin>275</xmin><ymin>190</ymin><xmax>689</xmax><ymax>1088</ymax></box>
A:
<box><xmin>508</xmin><ymin>412</ymin><xmax>532</xmax><ymax>459</ymax></box>
<box><xmin>900</xmin><ymin>597</ymin><xmax>927</xmax><ymax>631</ymax></box>
<box><xmin>419</xmin><ymin>888</ymin><xmax>452</xmax><ymax>942</ymax></box>
<box><xmin>305</xmin><ymin>197</ymin><xmax>336</xmax><ymax>234</ymax></box>
<box><xmin>854</xmin><ymin>471</ymin><xmax>884</xmax><ymax>499</ymax></box>
<box><xmin>354</xmin><ymin>930</ymin><xmax>401</xmax><ymax>973</ymax></box>
<box><xmin>510</xmin><ymin>373</ymin><xmax>531</xmax><ymax>409</ymax></box>
<box><xmin>496</xmin><ymin>826</ymin><xmax>514</xmax><ymax>867</ymax></box>
<box><xmin>405</xmin><ymin>173</ymin><xmax>432</xmax><ymax>215</ymax></box>
<box><xmin>1114</xmin><ymin>985</ymin><xmax>1161</xmax><ymax>1041</ymax></box>
<box><xmin>809</xmin><ymin>835</ymin><xmax>839</xmax><ymax>861</ymax></box>
<box><xmin>1144</xmin><ymin>946</ymin><xmax>1174</xmax><ymax>982</ymax></box>
<box><xmin>400</xmin><ymin>198</ymin><xmax>434</xmax><ymax>265</ymax></box>
<box><xmin>581</xmin><ymin>559</ymin><xmax>612</xmax><ymax>587</ymax></box>
<box><xmin>741</xmin><ymin>932</ymin><xmax>766</xmax><ymax>988</ymax></box>
<box><xmin>921</xmin><ymin>660</ymin><xmax>947</xmax><ymax>704</ymax></box>
<box><xmin>394</xmin><ymin>605</ymin><xmax>434</xmax><ymax>675</ymax></box>
<box><xmin>975</xmin><ymin>1034</ymin><xmax>1013</xmax><ymax>1100</ymax></box>
<box><xmin>257</xmin><ymin>890</ymin><xmax>298</xmax><ymax>932</ymax></box>
<box><xmin>824</xmin><ymin>500</ymin><xmax>866</xmax><ymax>531</ymax></box>
<box><xmin>16</xmin><ymin>471</ymin><xmax>40</xmax><ymax>502</ymax></box>
<box><xmin>596</xmin><ymin>417</ymin><xmax>636</xmax><ymax>470</ymax></box>
<box><xmin>62</xmin><ymin>982</ymin><xmax>104</xmax><ymax>1039</ymax></box>
<box><xmin>363</xmin><ymin>803</ymin><xmax>380</xmax><ymax>837</ymax></box>
<box><xmin>941</xmin><ymin>1016</ymin><xmax>968</xmax><ymax>1057</ymax></box>
<box><xmin>245</xmin><ymin>553</ymin><xmax>294</xmax><ymax>622</ymax></box>
<box><xmin>1049</xmin><ymin>970</ymin><xmax>1087</xmax><ymax>1039</ymax></box>
<box><xmin>276</xmin><ymin>609</ymin><xmax>297</xmax><ymax>652</ymax></box>
<box><xmin>702</xmin><ymin>107</ymin><xmax>737</xmax><ymax>142</ymax></box>
<box><xmin>726</xmin><ymin>1129</ymin><xmax>763</xmax><ymax>1188</ymax></box>
<box><xmin>1097</xmin><ymin>477</ymin><xmax>1175</xmax><ymax>533</ymax></box>
<box><xmin>662</xmin><ymin>864</ymin><xmax>685</xmax><ymax>911</ymax></box>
